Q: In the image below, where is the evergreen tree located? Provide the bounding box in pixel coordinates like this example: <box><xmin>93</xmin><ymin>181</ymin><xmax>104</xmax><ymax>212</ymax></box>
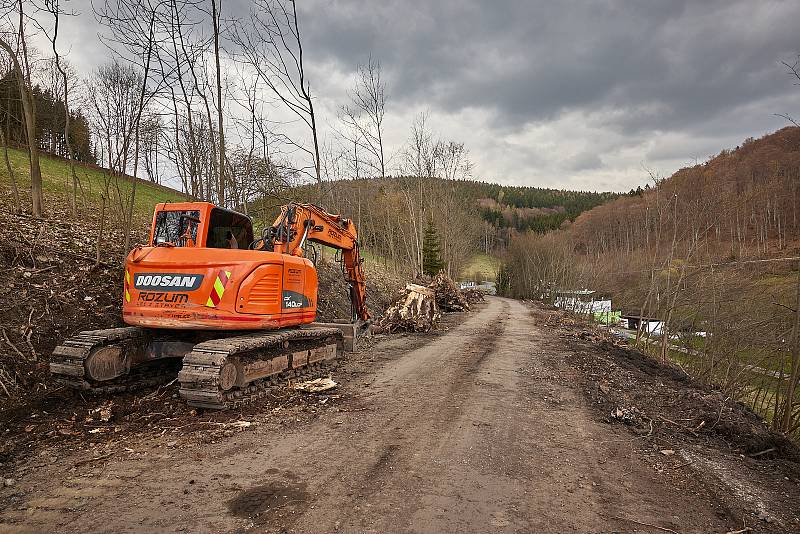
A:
<box><xmin>0</xmin><ymin>72</ymin><xmax>95</xmax><ymax>163</ymax></box>
<box><xmin>422</xmin><ymin>219</ymin><xmax>444</xmax><ymax>275</ymax></box>
<box><xmin>496</xmin><ymin>262</ymin><xmax>511</xmax><ymax>296</ymax></box>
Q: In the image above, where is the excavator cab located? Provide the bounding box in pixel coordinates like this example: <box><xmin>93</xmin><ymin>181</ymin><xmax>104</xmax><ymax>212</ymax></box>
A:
<box><xmin>150</xmin><ymin>203</ymin><xmax>253</xmax><ymax>250</ymax></box>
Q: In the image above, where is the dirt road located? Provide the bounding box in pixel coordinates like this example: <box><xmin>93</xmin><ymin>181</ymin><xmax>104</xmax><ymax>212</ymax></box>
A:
<box><xmin>0</xmin><ymin>297</ymin><xmax>789</xmax><ymax>532</ymax></box>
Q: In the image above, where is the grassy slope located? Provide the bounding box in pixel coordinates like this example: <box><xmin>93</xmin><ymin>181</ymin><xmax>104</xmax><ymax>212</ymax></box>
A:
<box><xmin>460</xmin><ymin>252</ymin><xmax>501</xmax><ymax>281</ymax></box>
<box><xmin>0</xmin><ymin>147</ymin><xmax>188</xmax><ymax>222</ymax></box>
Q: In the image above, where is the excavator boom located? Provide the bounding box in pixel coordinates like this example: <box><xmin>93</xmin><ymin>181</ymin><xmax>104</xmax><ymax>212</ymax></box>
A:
<box><xmin>263</xmin><ymin>203</ymin><xmax>370</xmax><ymax>322</ymax></box>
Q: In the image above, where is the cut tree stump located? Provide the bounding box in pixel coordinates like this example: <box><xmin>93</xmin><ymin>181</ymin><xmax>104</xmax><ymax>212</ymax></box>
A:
<box><xmin>373</xmin><ymin>283</ymin><xmax>440</xmax><ymax>333</ymax></box>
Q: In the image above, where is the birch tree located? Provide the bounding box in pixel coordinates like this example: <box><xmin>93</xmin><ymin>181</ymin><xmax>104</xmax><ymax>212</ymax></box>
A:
<box><xmin>340</xmin><ymin>55</ymin><xmax>387</xmax><ymax>177</ymax></box>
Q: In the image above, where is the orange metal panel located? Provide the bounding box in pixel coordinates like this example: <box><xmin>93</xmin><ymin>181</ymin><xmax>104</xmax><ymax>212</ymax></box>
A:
<box><xmin>237</xmin><ymin>263</ymin><xmax>283</xmax><ymax>315</ymax></box>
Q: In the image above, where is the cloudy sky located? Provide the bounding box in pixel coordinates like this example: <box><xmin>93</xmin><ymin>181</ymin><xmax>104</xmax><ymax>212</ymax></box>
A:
<box><xmin>35</xmin><ymin>0</ymin><xmax>800</xmax><ymax>192</ymax></box>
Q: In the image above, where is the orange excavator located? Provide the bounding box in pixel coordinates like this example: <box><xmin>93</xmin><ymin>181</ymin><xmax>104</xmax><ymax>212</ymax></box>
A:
<box><xmin>50</xmin><ymin>201</ymin><xmax>370</xmax><ymax>409</ymax></box>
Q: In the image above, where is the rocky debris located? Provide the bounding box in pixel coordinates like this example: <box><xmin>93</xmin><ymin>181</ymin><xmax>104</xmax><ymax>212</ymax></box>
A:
<box><xmin>429</xmin><ymin>272</ymin><xmax>470</xmax><ymax>312</ymax></box>
<box><xmin>610</xmin><ymin>406</ymin><xmax>642</xmax><ymax>425</ymax></box>
<box><xmin>3</xmin><ymin>478</ymin><xmax>15</xmax><ymax>488</ymax></box>
<box><xmin>372</xmin><ymin>284</ymin><xmax>440</xmax><ymax>333</ymax></box>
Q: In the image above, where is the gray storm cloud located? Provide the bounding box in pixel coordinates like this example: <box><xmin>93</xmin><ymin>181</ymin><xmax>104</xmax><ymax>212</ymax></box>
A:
<box><xmin>34</xmin><ymin>0</ymin><xmax>800</xmax><ymax>191</ymax></box>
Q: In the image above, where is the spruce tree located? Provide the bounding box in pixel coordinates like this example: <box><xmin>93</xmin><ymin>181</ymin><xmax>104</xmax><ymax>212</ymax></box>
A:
<box><xmin>422</xmin><ymin>219</ymin><xmax>444</xmax><ymax>275</ymax></box>
<box><xmin>496</xmin><ymin>263</ymin><xmax>511</xmax><ymax>296</ymax></box>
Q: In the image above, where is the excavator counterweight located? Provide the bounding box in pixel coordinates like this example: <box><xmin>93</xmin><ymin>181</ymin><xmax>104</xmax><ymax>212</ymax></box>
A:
<box><xmin>50</xmin><ymin>201</ymin><xmax>369</xmax><ymax>409</ymax></box>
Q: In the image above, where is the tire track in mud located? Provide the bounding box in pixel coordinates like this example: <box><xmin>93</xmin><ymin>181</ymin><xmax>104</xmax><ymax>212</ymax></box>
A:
<box><xmin>211</xmin><ymin>299</ymin><xmax>512</xmax><ymax>534</ymax></box>
<box><xmin>330</xmin><ymin>299</ymin><xmax>512</xmax><ymax>530</ymax></box>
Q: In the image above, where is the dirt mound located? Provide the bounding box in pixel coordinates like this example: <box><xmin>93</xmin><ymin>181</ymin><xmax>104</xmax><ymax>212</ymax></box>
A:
<box><xmin>593</xmin><ymin>340</ymin><xmax>797</xmax><ymax>459</ymax></box>
<box><xmin>314</xmin><ymin>258</ymin><xmax>407</xmax><ymax>322</ymax></box>
<box><xmin>0</xmin><ymin>205</ymin><xmax>137</xmax><ymax>411</ymax></box>
<box><xmin>537</xmin><ymin>307</ymin><xmax>800</xmax><ymax>462</ymax></box>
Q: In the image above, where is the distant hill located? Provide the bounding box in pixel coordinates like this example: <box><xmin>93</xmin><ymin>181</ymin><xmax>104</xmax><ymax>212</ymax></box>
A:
<box><xmin>249</xmin><ymin>175</ymin><xmax>618</xmax><ymax>278</ymax></box>
<box><xmin>570</xmin><ymin>126</ymin><xmax>800</xmax><ymax>259</ymax></box>
<box><xmin>469</xmin><ymin>182</ymin><xmax>618</xmax><ymax>234</ymax></box>
<box><xmin>282</xmin><ymin>176</ymin><xmax>618</xmax><ymax>237</ymax></box>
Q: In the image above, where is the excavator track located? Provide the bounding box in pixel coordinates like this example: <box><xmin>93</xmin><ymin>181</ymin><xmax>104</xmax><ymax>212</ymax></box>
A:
<box><xmin>51</xmin><ymin>326</ymin><xmax>343</xmax><ymax>409</ymax></box>
<box><xmin>178</xmin><ymin>327</ymin><xmax>343</xmax><ymax>410</ymax></box>
<box><xmin>50</xmin><ymin>327</ymin><xmax>174</xmax><ymax>392</ymax></box>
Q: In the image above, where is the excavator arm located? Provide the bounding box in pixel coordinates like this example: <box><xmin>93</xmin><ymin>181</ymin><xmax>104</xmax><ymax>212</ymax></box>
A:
<box><xmin>264</xmin><ymin>203</ymin><xmax>370</xmax><ymax>322</ymax></box>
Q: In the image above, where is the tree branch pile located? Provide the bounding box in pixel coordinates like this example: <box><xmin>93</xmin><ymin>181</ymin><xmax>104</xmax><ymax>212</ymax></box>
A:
<box><xmin>462</xmin><ymin>287</ymin><xmax>486</xmax><ymax>304</ymax></box>
<box><xmin>429</xmin><ymin>272</ymin><xmax>470</xmax><ymax>312</ymax></box>
<box><xmin>372</xmin><ymin>273</ymin><xmax>485</xmax><ymax>333</ymax></box>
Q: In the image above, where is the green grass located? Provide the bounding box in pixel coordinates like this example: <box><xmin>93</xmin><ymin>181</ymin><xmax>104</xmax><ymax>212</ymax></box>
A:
<box><xmin>0</xmin><ymin>146</ymin><xmax>188</xmax><ymax>221</ymax></box>
<box><xmin>592</xmin><ymin>310</ymin><xmax>621</xmax><ymax>325</ymax></box>
<box><xmin>460</xmin><ymin>253</ymin><xmax>501</xmax><ymax>282</ymax></box>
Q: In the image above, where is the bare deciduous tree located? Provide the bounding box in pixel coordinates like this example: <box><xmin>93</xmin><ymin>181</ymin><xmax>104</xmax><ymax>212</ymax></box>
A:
<box><xmin>42</xmin><ymin>0</ymin><xmax>79</xmax><ymax>215</ymax></box>
<box><xmin>233</xmin><ymin>0</ymin><xmax>322</xmax><ymax>186</ymax></box>
<box><xmin>340</xmin><ymin>55</ymin><xmax>387</xmax><ymax>177</ymax></box>
<box><xmin>211</xmin><ymin>0</ymin><xmax>226</xmax><ymax>205</ymax></box>
<box><xmin>93</xmin><ymin>0</ymin><xmax>161</xmax><ymax>252</ymax></box>
<box><xmin>0</xmin><ymin>1</ymin><xmax>44</xmax><ymax>216</ymax></box>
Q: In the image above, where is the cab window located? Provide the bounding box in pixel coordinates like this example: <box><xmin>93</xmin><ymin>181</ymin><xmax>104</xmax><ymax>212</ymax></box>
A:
<box><xmin>153</xmin><ymin>210</ymin><xmax>200</xmax><ymax>246</ymax></box>
<box><xmin>206</xmin><ymin>208</ymin><xmax>253</xmax><ymax>249</ymax></box>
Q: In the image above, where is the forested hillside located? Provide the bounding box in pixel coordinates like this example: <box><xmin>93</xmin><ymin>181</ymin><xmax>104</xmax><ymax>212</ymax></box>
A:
<box><xmin>500</xmin><ymin>126</ymin><xmax>800</xmax><ymax>438</ymax></box>
<box><xmin>476</xmin><ymin>184</ymin><xmax>617</xmax><ymax>233</ymax></box>
<box><xmin>250</xmin><ymin>177</ymin><xmax>615</xmax><ymax>280</ymax></box>
<box><xmin>0</xmin><ymin>73</ymin><xmax>95</xmax><ymax>163</ymax></box>
<box><xmin>570</xmin><ymin>127</ymin><xmax>800</xmax><ymax>259</ymax></box>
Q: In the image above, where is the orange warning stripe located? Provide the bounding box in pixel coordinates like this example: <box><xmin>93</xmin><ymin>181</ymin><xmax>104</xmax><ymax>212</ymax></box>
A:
<box><xmin>206</xmin><ymin>270</ymin><xmax>232</xmax><ymax>308</ymax></box>
<box><xmin>124</xmin><ymin>269</ymin><xmax>131</xmax><ymax>303</ymax></box>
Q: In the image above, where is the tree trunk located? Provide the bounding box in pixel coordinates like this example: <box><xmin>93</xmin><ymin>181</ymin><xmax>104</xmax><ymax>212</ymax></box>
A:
<box><xmin>0</xmin><ymin>128</ymin><xmax>21</xmax><ymax>213</ymax></box>
<box><xmin>0</xmin><ymin>38</ymin><xmax>43</xmax><ymax>217</ymax></box>
<box><xmin>123</xmin><ymin>11</ymin><xmax>156</xmax><ymax>254</ymax></box>
<box><xmin>211</xmin><ymin>0</ymin><xmax>226</xmax><ymax>206</ymax></box>
<box><xmin>96</xmin><ymin>192</ymin><xmax>107</xmax><ymax>267</ymax></box>
<box><xmin>50</xmin><ymin>5</ymin><xmax>79</xmax><ymax>216</ymax></box>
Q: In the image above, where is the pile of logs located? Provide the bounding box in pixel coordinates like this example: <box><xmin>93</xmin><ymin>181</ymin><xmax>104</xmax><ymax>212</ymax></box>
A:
<box><xmin>429</xmin><ymin>272</ymin><xmax>470</xmax><ymax>312</ymax></box>
<box><xmin>462</xmin><ymin>287</ymin><xmax>486</xmax><ymax>304</ymax></box>
<box><xmin>372</xmin><ymin>284</ymin><xmax>441</xmax><ymax>334</ymax></box>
